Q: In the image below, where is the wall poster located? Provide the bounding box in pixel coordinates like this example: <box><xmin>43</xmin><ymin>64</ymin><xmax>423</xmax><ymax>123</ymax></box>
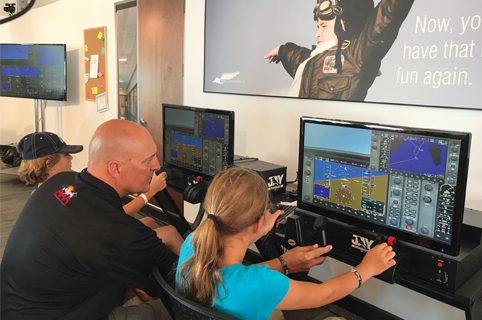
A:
<box><xmin>204</xmin><ymin>0</ymin><xmax>482</xmax><ymax>110</ymax></box>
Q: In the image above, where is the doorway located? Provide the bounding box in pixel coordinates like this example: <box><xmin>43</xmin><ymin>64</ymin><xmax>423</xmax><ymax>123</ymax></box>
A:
<box><xmin>116</xmin><ymin>0</ymin><xmax>138</xmax><ymax>122</ymax></box>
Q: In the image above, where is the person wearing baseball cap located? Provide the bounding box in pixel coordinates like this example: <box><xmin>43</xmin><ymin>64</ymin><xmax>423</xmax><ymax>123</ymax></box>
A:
<box><xmin>17</xmin><ymin>132</ymin><xmax>83</xmax><ymax>186</ymax></box>
<box><xmin>16</xmin><ymin>130</ymin><xmax>184</xmax><ymax>253</ymax></box>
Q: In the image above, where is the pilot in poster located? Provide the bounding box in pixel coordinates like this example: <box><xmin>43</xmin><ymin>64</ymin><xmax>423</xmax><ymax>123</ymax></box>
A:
<box><xmin>204</xmin><ymin>0</ymin><xmax>482</xmax><ymax>110</ymax></box>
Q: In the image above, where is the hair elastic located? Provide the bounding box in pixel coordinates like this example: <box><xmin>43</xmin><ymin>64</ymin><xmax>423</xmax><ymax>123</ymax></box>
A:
<box><xmin>207</xmin><ymin>214</ymin><xmax>218</xmax><ymax>223</ymax></box>
<box><xmin>206</xmin><ymin>214</ymin><xmax>221</xmax><ymax>231</ymax></box>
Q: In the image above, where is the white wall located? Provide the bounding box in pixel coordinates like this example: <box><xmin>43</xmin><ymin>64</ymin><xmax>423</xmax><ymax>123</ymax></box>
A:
<box><xmin>184</xmin><ymin>1</ymin><xmax>479</xmax><ymax>319</ymax></box>
<box><xmin>0</xmin><ymin>22</ymin><xmax>10</xmax><ymax>46</ymax></box>
<box><xmin>0</xmin><ymin>0</ymin><xmax>119</xmax><ymax>171</ymax></box>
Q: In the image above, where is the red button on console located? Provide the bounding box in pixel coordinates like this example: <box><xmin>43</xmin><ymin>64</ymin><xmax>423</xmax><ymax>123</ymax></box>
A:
<box><xmin>388</xmin><ymin>236</ymin><xmax>396</xmax><ymax>246</ymax></box>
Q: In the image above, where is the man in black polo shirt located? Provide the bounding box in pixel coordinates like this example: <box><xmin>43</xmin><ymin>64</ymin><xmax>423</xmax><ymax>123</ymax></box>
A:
<box><xmin>1</xmin><ymin>120</ymin><xmax>177</xmax><ymax>320</ymax></box>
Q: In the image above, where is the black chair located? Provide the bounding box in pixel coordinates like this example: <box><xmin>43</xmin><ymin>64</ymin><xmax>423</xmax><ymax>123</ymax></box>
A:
<box><xmin>151</xmin><ymin>267</ymin><xmax>240</xmax><ymax>320</ymax></box>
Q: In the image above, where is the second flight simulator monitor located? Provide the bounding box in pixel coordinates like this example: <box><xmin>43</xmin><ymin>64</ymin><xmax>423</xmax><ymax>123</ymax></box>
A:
<box><xmin>0</xmin><ymin>43</ymin><xmax>67</xmax><ymax>101</ymax></box>
<box><xmin>162</xmin><ymin>104</ymin><xmax>234</xmax><ymax>178</ymax></box>
<box><xmin>298</xmin><ymin>117</ymin><xmax>471</xmax><ymax>255</ymax></box>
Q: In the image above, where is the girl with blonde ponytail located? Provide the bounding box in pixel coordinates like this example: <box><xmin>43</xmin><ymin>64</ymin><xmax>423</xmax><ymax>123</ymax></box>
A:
<box><xmin>177</xmin><ymin>166</ymin><xmax>396</xmax><ymax>320</ymax></box>
<box><xmin>178</xmin><ymin>166</ymin><xmax>271</xmax><ymax>306</ymax></box>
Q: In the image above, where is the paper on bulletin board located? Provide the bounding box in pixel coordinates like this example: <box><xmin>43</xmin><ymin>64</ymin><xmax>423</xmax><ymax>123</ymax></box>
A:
<box><xmin>90</xmin><ymin>54</ymin><xmax>99</xmax><ymax>78</ymax></box>
<box><xmin>96</xmin><ymin>92</ymin><xmax>109</xmax><ymax>113</ymax></box>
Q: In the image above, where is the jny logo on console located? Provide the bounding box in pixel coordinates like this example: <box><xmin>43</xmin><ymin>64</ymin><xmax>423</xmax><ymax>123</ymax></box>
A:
<box><xmin>268</xmin><ymin>174</ymin><xmax>284</xmax><ymax>190</ymax></box>
<box><xmin>351</xmin><ymin>234</ymin><xmax>374</xmax><ymax>253</ymax></box>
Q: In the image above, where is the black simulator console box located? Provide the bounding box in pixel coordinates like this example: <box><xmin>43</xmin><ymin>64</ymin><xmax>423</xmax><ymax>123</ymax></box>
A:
<box><xmin>234</xmin><ymin>156</ymin><xmax>287</xmax><ymax>197</ymax></box>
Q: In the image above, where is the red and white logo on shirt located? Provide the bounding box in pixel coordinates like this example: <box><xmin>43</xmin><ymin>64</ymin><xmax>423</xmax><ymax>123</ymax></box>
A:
<box><xmin>54</xmin><ymin>185</ymin><xmax>77</xmax><ymax>206</ymax></box>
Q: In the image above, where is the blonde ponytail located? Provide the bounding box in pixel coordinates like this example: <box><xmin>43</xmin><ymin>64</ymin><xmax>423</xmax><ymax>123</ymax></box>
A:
<box><xmin>178</xmin><ymin>166</ymin><xmax>269</xmax><ymax>306</ymax></box>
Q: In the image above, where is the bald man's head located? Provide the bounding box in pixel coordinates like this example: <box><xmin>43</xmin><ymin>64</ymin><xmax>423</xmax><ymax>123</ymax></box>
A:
<box><xmin>89</xmin><ymin>120</ymin><xmax>150</xmax><ymax>166</ymax></box>
<box><xmin>87</xmin><ymin>119</ymin><xmax>160</xmax><ymax>197</ymax></box>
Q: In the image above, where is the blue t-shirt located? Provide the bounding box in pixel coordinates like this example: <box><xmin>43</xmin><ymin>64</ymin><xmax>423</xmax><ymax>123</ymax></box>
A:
<box><xmin>177</xmin><ymin>233</ymin><xmax>290</xmax><ymax>320</ymax></box>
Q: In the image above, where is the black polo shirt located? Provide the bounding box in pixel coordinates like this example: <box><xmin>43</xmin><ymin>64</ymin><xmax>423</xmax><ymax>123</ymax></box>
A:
<box><xmin>1</xmin><ymin>170</ymin><xmax>178</xmax><ymax>320</ymax></box>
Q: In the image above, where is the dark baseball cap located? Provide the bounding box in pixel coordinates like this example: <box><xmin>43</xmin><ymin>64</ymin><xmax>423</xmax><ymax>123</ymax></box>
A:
<box><xmin>17</xmin><ymin>132</ymin><xmax>84</xmax><ymax>160</ymax></box>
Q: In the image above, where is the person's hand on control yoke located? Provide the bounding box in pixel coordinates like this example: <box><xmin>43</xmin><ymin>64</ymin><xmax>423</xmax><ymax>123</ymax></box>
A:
<box><xmin>149</xmin><ymin>171</ymin><xmax>167</xmax><ymax>195</ymax></box>
<box><xmin>282</xmin><ymin>244</ymin><xmax>332</xmax><ymax>273</ymax></box>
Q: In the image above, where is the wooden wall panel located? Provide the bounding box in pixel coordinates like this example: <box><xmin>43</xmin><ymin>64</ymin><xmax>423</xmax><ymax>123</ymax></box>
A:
<box><xmin>138</xmin><ymin>0</ymin><xmax>184</xmax><ymax>211</ymax></box>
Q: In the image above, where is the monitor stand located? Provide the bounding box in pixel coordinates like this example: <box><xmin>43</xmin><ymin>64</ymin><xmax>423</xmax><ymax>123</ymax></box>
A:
<box><xmin>34</xmin><ymin>99</ymin><xmax>47</xmax><ymax>132</ymax></box>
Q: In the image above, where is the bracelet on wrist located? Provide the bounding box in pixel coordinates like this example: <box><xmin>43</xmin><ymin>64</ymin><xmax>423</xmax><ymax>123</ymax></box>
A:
<box><xmin>278</xmin><ymin>255</ymin><xmax>289</xmax><ymax>275</ymax></box>
<box><xmin>139</xmin><ymin>193</ymin><xmax>148</xmax><ymax>205</ymax></box>
<box><xmin>351</xmin><ymin>268</ymin><xmax>362</xmax><ymax>289</ymax></box>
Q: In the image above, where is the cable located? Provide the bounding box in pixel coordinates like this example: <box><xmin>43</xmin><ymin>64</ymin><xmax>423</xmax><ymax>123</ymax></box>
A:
<box><xmin>286</xmin><ymin>171</ymin><xmax>299</xmax><ymax>184</ymax></box>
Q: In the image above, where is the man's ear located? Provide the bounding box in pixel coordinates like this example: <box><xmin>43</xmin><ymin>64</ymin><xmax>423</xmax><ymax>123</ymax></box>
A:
<box><xmin>107</xmin><ymin>160</ymin><xmax>122</xmax><ymax>178</ymax></box>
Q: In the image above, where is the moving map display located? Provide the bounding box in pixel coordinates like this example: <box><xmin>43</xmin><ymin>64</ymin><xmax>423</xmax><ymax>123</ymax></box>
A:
<box><xmin>202</xmin><ymin>116</ymin><xmax>225</xmax><ymax>139</ymax></box>
<box><xmin>388</xmin><ymin>136</ymin><xmax>447</xmax><ymax>178</ymax></box>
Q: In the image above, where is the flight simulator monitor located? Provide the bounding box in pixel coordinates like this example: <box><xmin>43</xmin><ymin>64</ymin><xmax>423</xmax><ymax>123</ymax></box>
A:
<box><xmin>162</xmin><ymin>104</ymin><xmax>234</xmax><ymax>179</ymax></box>
<box><xmin>0</xmin><ymin>44</ymin><xmax>67</xmax><ymax>101</ymax></box>
<box><xmin>298</xmin><ymin>117</ymin><xmax>471</xmax><ymax>255</ymax></box>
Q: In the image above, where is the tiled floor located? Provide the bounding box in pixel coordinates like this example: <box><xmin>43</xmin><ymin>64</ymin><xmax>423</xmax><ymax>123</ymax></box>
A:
<box><xmin>0</xmin><ymin>165</ymin><xmax>35</xmax><ymax>262</ymax></box>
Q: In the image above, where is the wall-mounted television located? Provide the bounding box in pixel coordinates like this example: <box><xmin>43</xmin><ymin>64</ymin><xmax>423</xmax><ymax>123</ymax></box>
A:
<box><xmin>298</xmin><ymin>117</ymin><xmax>471</xmax><ymax>256</ymax></box>
<box><xmin>162</xmin><ymin>103</ymin><xmax>235</xmax><ymax>180</ymax></box>
<box><xmin>0</xmin><ymin>44</ymin><xmax>67</xmax><ymax>101</ymax></box>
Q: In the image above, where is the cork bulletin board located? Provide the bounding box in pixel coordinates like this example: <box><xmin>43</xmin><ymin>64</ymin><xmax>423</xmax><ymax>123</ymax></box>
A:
<box><xmin>83</xmin><ymin>26</ymin><xmax>108</xmax><ymax>102</ymax></box>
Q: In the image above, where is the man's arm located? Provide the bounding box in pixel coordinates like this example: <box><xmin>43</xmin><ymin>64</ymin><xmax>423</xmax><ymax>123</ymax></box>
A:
<box><xmin>103</xmin><ymin>228</ymin><xmax>179</xmax><ymax>297</ymax></box>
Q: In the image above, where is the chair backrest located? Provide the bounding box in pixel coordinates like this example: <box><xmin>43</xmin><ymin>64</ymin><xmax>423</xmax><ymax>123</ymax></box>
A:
<box><xmin>151</xmin><ymin>267</ymin><xmax>240</xmax><ymax>320</ymax></box>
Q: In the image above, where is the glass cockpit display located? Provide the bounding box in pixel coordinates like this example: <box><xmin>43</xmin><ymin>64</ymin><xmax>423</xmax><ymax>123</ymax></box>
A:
<box><xmin>0</xmin><ymin>44</ymin><xmax>67</xmax><ymax>101</ymax></box>
<box><xmin>162</xmin><ymin>104</ymin><xmax>234</xmax><ymax>177</ymax></box>
<box><xmin>299</xmin><ymin>118</ymin><xmax>471</xmax><ymax>253</ymax></box>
